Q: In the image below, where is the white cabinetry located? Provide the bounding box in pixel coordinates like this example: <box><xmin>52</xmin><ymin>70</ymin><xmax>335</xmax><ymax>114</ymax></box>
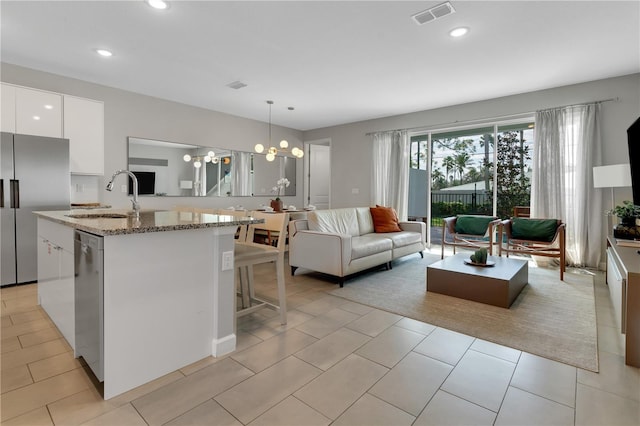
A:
<box><xmin>606</xmin><ymin>248</ymin><xmax>625</xmax><ymax>333</ymax></box>
<box><xmin>1</xmin><ymin>83</ymin><xmax>16</xmax><ymax>133</ymax></box>
<box><xmin>1</xmin><ymin>83</ymin><xmax>104</xmax><ymax>175</ymax></box>
<box><xmin>607</xmin><ymin>237</ymin><xmax>640</xmax><ymax>367</ymax></box>
<box><xmin>37</xmin><ymin>218</ymin><xmax>75</xmax><ymax>349</ymax></box>
<box><xmin>64</xmin><ymin>95</ymin><xmax>104</xmax><ymax>174</ymax></box>
<box><xmin>2</xmin><ymin>83</ymin><xmax>63</xmax><ymax>137</ymax></box>
<box><xmin>15</xmin><ymin>86</ymin><xmax>63</xmax><ymax>138</ymax></box>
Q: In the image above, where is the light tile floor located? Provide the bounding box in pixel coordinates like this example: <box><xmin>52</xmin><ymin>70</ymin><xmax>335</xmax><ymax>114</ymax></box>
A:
<box><xmin>1</xmin><ymin>250</ymin><xmax>639</xmax><ymax>425</ymax></box>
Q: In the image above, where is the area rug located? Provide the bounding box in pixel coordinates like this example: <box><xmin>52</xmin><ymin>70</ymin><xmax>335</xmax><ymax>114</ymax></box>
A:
<box><xmin>330</xmin><ymin>254</ymin><xmax>599</xmax><ymax>372</ymax></box>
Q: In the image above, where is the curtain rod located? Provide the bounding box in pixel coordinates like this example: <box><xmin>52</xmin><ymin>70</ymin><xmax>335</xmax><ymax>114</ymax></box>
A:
<box><xmin>365</xmin><ymin>97</ymin><xmax>620</xmax><ymax>136</ymax></box>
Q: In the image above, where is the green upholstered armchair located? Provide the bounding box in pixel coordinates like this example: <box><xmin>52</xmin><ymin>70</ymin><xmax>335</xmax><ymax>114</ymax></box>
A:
<box><xmin>441</xmin><ymin>215</ymin><xmax>501</xmax><ymax>259</ymax></box>
<box><xmin>498</xmin><ymin>218</ymin><xmax>566</xmax><ymax>280</ymax></box>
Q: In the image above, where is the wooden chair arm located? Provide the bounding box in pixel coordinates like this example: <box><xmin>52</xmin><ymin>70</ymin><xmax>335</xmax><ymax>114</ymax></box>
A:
<box><xmin>487</xmin><ymin>218</ymin><xmax>501</xmax><ymax>234</ymax></box>
<box><xmin>499</xmin><ymin>219</ymin><xmax>513</xmax><ymax>239</ymax></box>
<box><xmin>552</xmin><ymin>222</ymin><xmax>566</xmax><ymax>243</ymax></box>
<box><xmin>442</xmin><ymin>216</ymin><xmax>457</xmax><ymax>236</ymax></box>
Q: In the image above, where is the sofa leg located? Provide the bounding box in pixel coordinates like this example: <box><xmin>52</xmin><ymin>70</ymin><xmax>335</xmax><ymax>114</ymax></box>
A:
<box><xmin>419</xmin><ymin>251</ymin><xmax>424</xmax><ymax>259</ymax></box>
<box><xmin>291</xmin><ymin>266</ymin><xmax>298</xmax><ymax>276</ymax></box>
<box><xmin>387</xmin><ymin>262</ymin><xmax>393</xmax><ymax>270</ymax></box>
<box><xmin>338</xmin><ymin>278</ymin><xmax>344</xmax><ymax>288</ymax></box>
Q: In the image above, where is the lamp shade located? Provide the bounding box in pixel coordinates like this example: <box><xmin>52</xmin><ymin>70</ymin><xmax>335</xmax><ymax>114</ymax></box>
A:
<box><xmin>593</xmin><ymin>164</ymin><xmax>632</xmax><ymax>188</ymax></box>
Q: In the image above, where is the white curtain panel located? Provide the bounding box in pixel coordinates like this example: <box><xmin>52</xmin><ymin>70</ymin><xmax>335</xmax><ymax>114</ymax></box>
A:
<box><xmin>531</xmin><ymin>104</ymin><xmax>603</xmax><ymax>267</ymax></box>
<box><xmin>372</xmin><ymin>130</ymin><xmax>410</xmax><ymax>220</ymax></box>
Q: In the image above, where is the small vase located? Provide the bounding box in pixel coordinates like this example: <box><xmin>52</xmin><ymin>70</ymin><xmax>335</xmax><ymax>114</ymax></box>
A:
<box><xmin>270</xmin><ymin>199</ymin><xmax>283</xmax><ymax>212</ymax></box>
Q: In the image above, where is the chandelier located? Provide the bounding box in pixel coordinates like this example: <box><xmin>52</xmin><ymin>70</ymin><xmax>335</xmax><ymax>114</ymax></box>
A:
<box><xmin>183</xmin><ymin>150</ymin><xmax>227</xmax><ymax>168</ymax></box>
<box><xmin>254</xmin><ymin>100</ymin><xmax>304</xmax><ymax>161</ymax></box>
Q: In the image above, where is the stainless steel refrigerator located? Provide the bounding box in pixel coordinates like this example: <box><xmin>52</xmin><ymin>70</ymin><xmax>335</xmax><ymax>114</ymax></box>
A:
<box><xmin>1</xmin><ymin>132</ymin><xmax>70</xmax><ymax>287</ymax></box>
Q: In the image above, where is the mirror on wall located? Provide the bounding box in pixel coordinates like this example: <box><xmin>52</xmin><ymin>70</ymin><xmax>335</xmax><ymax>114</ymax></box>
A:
<box><xmin>127</xmin><ymin>137</ymin><xmax>296</xmax><ymax>197</ymax></box>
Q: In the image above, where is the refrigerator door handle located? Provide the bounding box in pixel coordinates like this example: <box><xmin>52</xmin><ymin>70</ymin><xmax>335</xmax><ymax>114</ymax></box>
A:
<box><xmin>1</xmin><ymin>179</ymin><xmax>4</xmax><ymax>208</ymax></box>
<box><xmin>10</xmin><ymin>179</ymin><xmax>19</xmax><ymax>209</ymax></box>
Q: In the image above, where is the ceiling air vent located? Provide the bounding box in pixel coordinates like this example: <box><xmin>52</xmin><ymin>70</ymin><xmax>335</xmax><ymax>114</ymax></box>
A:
<box><xmin>226</xmin><ymin>81</ymin><xmax>247</xmax><ymax>90</ymax></box>
<box><xmin>412</xmin><ymin>1</ymin><xmax>456</xmax><ymax>25</ymax></box>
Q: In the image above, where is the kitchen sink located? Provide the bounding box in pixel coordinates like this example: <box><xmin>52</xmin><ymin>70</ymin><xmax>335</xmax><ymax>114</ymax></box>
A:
<box><xmin>66</xmin><ymin>213</ymin><xmax>129</xmax><ymax>219</ymax></box>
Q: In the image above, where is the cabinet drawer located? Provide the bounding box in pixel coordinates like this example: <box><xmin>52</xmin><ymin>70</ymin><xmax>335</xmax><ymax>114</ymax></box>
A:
<box><xmin>38</xmin><ymin>218</ymin><xmax>73</xmax><ymax>251</ymax></box>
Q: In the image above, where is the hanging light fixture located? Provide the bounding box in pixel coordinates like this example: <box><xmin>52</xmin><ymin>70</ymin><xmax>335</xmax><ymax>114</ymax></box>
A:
<box><xmin>254</xmin><ymin>100</ymin><xmax>304</xmax><ymax>162</ymax></box>
<box><xmin>183</xmin><ymin>150</ymin><xmax>220</xmax><ymax>168</ymax></box>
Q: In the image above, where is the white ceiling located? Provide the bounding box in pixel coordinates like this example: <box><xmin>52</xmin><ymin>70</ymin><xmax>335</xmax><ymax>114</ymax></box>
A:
<box><xmin>2</xmin><ymin>1</ymin><xmax>638</xmax><ymax>131</ymax></box>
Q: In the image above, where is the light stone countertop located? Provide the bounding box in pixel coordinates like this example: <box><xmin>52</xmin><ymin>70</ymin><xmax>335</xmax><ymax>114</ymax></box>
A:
<box><xmin>34</xmin><ymin>209</ymin><xmax>262</xmax><ymax>236</ymax></box>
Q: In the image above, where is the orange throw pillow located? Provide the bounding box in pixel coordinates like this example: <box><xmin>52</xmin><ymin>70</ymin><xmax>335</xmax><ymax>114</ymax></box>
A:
<box><xmin>370</xmin><ymin>205</ymin><xmax>402</xmax><ymax>233</ymax></box>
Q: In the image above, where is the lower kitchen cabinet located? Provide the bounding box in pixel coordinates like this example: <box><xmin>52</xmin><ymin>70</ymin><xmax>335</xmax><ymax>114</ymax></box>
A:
<box><xmin>37</xmin><ymin>218</ymin><xmax>74</xmax><ymax>349</ymax></box>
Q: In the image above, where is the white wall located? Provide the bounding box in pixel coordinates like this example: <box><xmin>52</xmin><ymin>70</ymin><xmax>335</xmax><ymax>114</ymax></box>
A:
<box><xmin>1</xmin><ymin>63</ymin><xmax>305</xmax><ymax>210</ymax></box>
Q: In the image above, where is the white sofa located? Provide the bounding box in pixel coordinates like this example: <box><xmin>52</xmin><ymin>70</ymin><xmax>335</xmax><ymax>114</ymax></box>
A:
<box><xmin>288</xmin><ymin>207</ymin><xmax>426</xmax><ymax>286</ymax></box>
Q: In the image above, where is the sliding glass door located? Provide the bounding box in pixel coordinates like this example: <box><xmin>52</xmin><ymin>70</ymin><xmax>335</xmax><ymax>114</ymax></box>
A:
<box><xmin>408</xmin><ymin>120</ymin><xmax>534</xmax><ymax>247</ymax></box>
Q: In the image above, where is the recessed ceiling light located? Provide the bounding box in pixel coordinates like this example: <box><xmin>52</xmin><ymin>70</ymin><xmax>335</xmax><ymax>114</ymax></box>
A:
<box><xmin>449</xmin><ymin>27</ymin><xmax>469</xmax><ymax>37</ymax></box>
<box><xmin>44</xmin><ymin>104</ymin><xmax>53</xmax><ymax>110</ymax></box>
<box><xmin>95</xmin><ymin>49</ymin><xmax>113</xmax><ymax>57</ymax></box>
<box><xmin>146</xmin><ymin>0</ymin><xmax>168</xmax><ymax>10</ymax></box>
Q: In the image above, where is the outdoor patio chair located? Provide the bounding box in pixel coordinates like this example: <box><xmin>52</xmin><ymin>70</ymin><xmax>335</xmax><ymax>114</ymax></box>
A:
<box><xmin>441</xmin><ymin>215</ymin><xmax>501</xmax><ymax>259</ymax></box>
<box><xmin>498</xmin><ymin>217</ymin><xmax>566</xmax><ymax>280</ymax></box>
<box><xmin>513</xmin><ymin>206</ymin><xmax>531</xmax><ymax>217</ymax></box>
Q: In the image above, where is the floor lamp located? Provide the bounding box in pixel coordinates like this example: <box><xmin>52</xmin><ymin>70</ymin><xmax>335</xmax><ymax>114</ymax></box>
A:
<box><xmin>593</xmin><ymin>164</ymin><xmax>632</xmax><ymax>231</ymax></box>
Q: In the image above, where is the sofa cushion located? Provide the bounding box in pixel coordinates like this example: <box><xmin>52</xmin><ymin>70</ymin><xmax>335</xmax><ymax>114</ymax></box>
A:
<box><xmin>308</xmin><ymin>208</ymin><xmax>360</xmax><ymax>237</ymax></box>
<box><xmin>351</xmin><ymin>235</ymin><xmax>393</xmax><ymax>260</ymax></box>
<box><xmin>511</xmin><ymin>218</ymin><xmax>558</xmax><ymax>242</ymax></box>
<box><xmin>455</xmin><ymin>215</ymin><xmax>495</xmax><ymax>236</ymax></box>
<box><xmin>370</xmin><ymin>206</ymin><xmax>402</xmax><ymax>233</ymax></box>
<box><xmin>356</xmin><ymin>207</ymin><xmax>375</xmax><ymax>235</ymax></box>
<box><xmin>380</xmin><ymin>231</ymin><xmax>422</xmax><ymax>248</ymax></box>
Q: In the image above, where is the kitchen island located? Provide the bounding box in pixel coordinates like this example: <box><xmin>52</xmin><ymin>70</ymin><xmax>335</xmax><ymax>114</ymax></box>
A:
<box><xmin>34</xmin><ymin>209</ymin><xmax>260</xmax><ymax>399</ymax></box>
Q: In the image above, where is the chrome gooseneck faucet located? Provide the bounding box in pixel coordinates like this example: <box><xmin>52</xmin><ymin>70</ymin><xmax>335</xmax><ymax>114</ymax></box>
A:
<box><xmin>106</xmin><ymin>169</ymin><xmax>140</xmax><ymax>217</ymax></box>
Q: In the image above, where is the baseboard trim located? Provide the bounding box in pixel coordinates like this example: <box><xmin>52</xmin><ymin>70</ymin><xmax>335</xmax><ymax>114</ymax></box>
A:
<box><xmin>212</xmin><ymin>334</ymin><xmax>236</xmax><ymax>357</ymax></box>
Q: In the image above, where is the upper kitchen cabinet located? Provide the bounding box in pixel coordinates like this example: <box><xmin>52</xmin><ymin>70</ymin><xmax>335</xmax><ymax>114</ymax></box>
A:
<box><xmin>63</xmin><ymin>95</ymin><xmax>104</xmax><ymax>175</ymax></box>
<box><xmin>1</xmin><ymin>83</ymin><xmax>16</xmax><ymax>133</ymax></box>
<box><xmin>15</xmin><ymin>86</ymin><xmax>63</xmax><ymax>137</ymax></box>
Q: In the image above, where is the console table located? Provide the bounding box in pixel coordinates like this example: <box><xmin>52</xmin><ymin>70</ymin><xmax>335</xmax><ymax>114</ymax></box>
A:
<box><xmin>606</xmin><ymin>237</ymin><xmax>640</xmax><ymax>367</ymax></box>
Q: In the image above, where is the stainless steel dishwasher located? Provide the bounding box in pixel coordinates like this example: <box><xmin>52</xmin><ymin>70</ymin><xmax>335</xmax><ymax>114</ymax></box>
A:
<box><xmin>74</xmin><ymin>230</ymin><xmax>104</xmax><ymax>382</ymax></box>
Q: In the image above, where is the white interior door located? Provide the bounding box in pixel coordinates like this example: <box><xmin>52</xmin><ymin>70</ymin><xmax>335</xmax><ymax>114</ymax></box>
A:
<box><xmin>305</xmin><ymin>142</ymin><xmax>330</xmax><ymax>210</ymax></box>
